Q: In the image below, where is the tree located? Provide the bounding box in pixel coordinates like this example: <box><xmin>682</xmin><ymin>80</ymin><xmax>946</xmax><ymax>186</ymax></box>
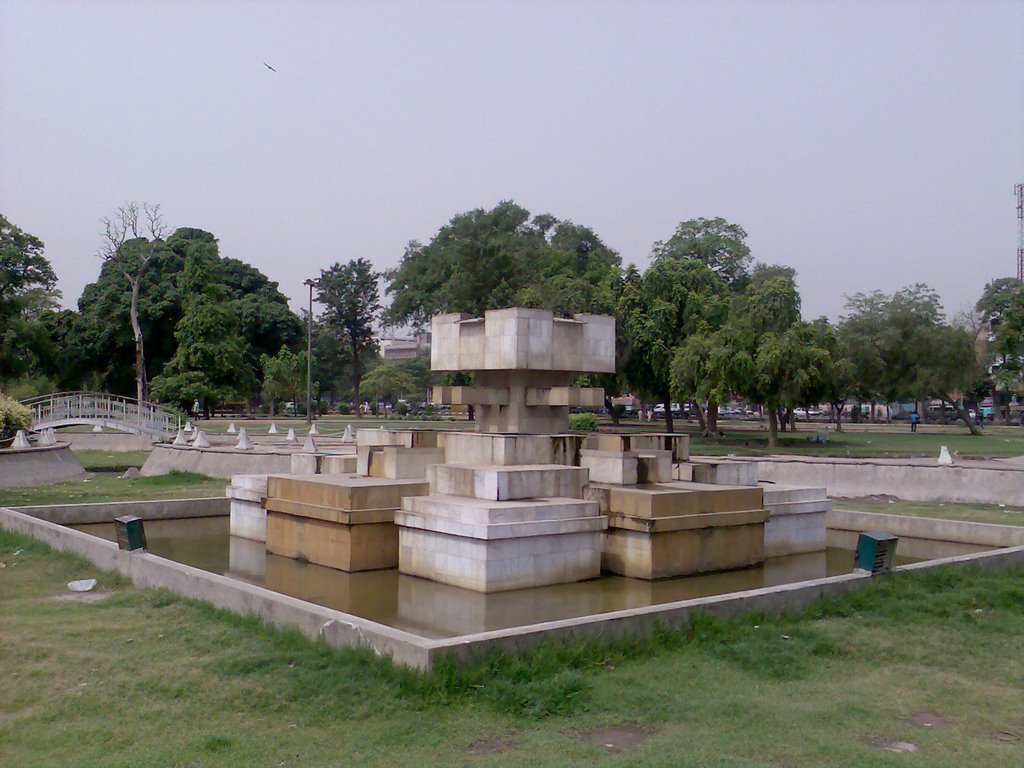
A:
<box><xmin>385</xmin><ymin>201</ymin><xmax>621</xmax><ymax>328</ymax></box>
<box><xmin>0</xmin><ymin>214</ymin><xmax>60</xmax><ymax>386</ymax></box>
<box><xmin>260</xmin><ymin>346</ymin><xmax>305</xmax><ymax>415</ymax></box>
<box><xmin>913</xmin><ymin>323</ymin><xmax>984</xmax><ymax>435</ymax></box>
<box><xmin>619</xmin><ymin>259</ymin><xmax>725</xmax><ymax>433</ymax></box>
<box><xmin>317</xmin><ymin>259</ymin><xmax>381</xmax><ymax>416</ymax></box>
<box><xmin>976</xmin><ymin>278</ymin><xmax>1024</xmax><ymax>424</ymax></box>
<box><xmin>651</xmin><ymin>217</ymin><xmax>752</xmax><ymax>286</ymax></box>
<box><xmin>98</xmin><ymin>202</ymin><xmax>167</xmax><ymax>404</ymax></box>
<box><xmin>362</xmin><ymin>362</ymin><xmax>417</xmax><ymax>406</ymax></box>
<box><xmin>807</xmin><ymin>318</ymin><xmax>854</xmax><ymax>431</ymax></box>
<box><xmin>149</xmin><ymin>237</ymin><xmax>252</xmax><ymax>412</ymax></box>
<box><xmin>654</xmin><ymin>217</ymin><xmax>754</xmax><ymax>432</ymax></box>
<box><xmin>75</xmin><ymin>227</ymin><xmax>301</xmax><ymax>398</ymax></box>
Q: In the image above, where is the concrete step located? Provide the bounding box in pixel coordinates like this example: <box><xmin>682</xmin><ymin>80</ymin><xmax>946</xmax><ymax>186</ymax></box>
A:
<box><xmin>427</xmin><ymin>464</ymin><xmax>588</xmax><ymax>501</ymax></box>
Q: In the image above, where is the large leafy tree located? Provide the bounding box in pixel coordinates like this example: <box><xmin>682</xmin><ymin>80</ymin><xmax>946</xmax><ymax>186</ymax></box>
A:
<box><xmin>839</xmin><ymin>284</ymin><xmax>983</xmax><ymax>432</ymax></box>
<box><xmin>0</xmin><ymin>214</ymin><xmax>60</xmax><ymax>385</ymax></box>
<box><xmin>75</xmin><ymin>227</ymin><xmax>300</xmax><ymax>397</ymax></box>
<box><xmin>618</xmin><ymin>259</ymin><xmax>725</xmax><ymax>433</ymax></box>
<box><xmin>150</xmin><ymin>239</ymin><xmax>252</xmax><ymax>411</ymax></box>
<box><xmin>385</xmin><ymin>201</ymin><xmax>621</xmax><ymax>328</ymax></box>
<box><xmin>260</xmin><ymin>346</ymin><xmax>306</xmax><ymax>415</ymax></box>
<box><xmin>98</xmin><ymin>202</ymin><xmax>168</xmax><ymax>403</ymax></box>
<box><xmin>651</xmin><ymin>217</ymin><xmax>752</xmax><ymax>286</ymax></box>
<box><xmin>362</xmin><ymin>362</ymin><xmax>418</xmax><ymax>406</ymax></box>
<box><xmin>653</xmin><ymin>217</ymin><xmax>753</xmax><ymax>432</ymax></box>
<box><xmin>317</xmin><ymin>259</ymin><xmax>381</xmax><ymax>415</ymax></box>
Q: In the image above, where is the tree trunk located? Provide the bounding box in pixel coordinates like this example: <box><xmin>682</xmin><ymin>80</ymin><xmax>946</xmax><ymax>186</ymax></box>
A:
<box><xmin>129</xmin><ymin>279</ymin><xmax>146</xmax><ymax>405</ymax></box>
<box><xmin>662</xmin><ymin>393</ymin><xmax>674</xmax><ymax>434</ymax></box>
<box><xmin>691</xmin><ymin>400</ymin><xmax>707</xmax><ymax>433</ymax></box>
<box><xmin>605</xmin><ymin>394</ymin><xmax>619</xmax><ymax>427</ymax></box>
<box><xmin>352</xmin><ymin>354</ymin><xmax>362</xmax><ymax>418</ymax></box>
<box><xmin>831</xmin><ymin>401</ymin><xmax>844</xmax><ymax>432</ymax></box>
<box><xmin>767</xmin><ymin>408</ymin><xmax>779</xmax><ymax>448</ymax></box>
<box><xmin>789</xmin><ymin>407</ymin><xmax>799</xmax><ymax>432</ymax></box>
<box><xmin>869</xmin><ymin>400</ymin><xmax>876</xmax><ymax>423</ymax></box>
<box><xmin>947</xmin><ymin>395</ymin><xmax>981</xmax><ymax>436</ymax></box>
<box><xmin>706</xmin><ymin>398</ymin><xmax>719</xmax><ymax>435</ymax></box>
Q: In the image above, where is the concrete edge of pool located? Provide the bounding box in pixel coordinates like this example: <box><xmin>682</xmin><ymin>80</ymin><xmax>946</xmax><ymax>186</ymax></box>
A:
<box><xmin>3</xmin><ymin>504</ymin><xmax>1023</xmax><ymax>670</ymax></box>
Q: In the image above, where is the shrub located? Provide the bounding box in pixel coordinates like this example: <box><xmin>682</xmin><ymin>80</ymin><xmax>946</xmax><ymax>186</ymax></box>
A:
<box><xmin>0</xmin><ymin>393</ymin><xmax>32</xmax><ymax>439</ymax></box>
<box><xmin>396</xmin><ymin>402</ymin><xmax>409</xmax><ymax>416</ymax></box>
<box><xmin>337</xmin><ymin>403</ymin><xmax>350</xmax><ymax>415</ymax></box>
<box><xmin>568</xmin><ymin>412</ymin><xmax>599</xmax><ymax>432</ymax></box>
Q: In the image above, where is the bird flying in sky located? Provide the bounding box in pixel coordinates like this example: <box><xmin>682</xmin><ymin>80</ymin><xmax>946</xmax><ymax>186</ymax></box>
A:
<box><xmin>263</xmin><ymin>62</ymin><xmax>276</xmax><ymax>72</ymax></box>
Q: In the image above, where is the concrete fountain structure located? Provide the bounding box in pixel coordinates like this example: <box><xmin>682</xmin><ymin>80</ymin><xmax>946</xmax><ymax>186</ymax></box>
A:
<box><xmin>249</xmin><ymin>307</ymin><xmax>831</xmax><ymax>594</ymax></box>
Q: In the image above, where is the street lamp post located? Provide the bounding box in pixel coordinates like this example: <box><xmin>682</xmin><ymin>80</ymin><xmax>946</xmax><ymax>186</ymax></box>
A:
<box><xmin>303</xmin><ymin>278</ymin><xmax>317</xmax><ymax>425</ymax></box>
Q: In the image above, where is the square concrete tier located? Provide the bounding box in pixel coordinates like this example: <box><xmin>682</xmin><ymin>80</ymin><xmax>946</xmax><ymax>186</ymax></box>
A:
<box><xmin>266</xmin><ymin>474</ymin><xmax>429</xmax><ymax>512</ymax></box>
<box><xmin>584</xmin><ymin>433</ymin><xmax>690</xmax><ymax>462</ymax></box>
<box><xmin>266</xmin><ymin>511</ymin><xmax>398</xmax><ymax>572</ymax></box>
<box><xmin>585</xmin><ymin>481</ymin><xmax>764</xmax><ymax>518</ymax></box>
<box><xmin>603</xmin><ymin>515</ymin><xmax>766</xmax><ymax>579</ymax></box>
<box><xmin>402</xmin><ymin>494</ymin><xmax>601</xmax><ymax>526</ymax></box>
<box><xmin>689</xmin><ymin>457</ymin><xmax>758</xmax><ymax>486</ymax></box>
<box><xmin>430</xmin><ymin>307</ymin><xmax>615</xmax><ymax>373</ymax></box>
<box><xmin>398</xmin><ymin>525</ymin><xmax>605</xmax><ymax>593</ymax></box>
<box><xmin>357</xmin><ymin>445</ymin><xmax>446</xmax><ymax>479</ymax></box>
<box><xmin>263</xmin><ymin>474</ymin><xmax>429</xmax><ymax>572</ymax></box>
<box><xmin>427</xmin><ymin>463</ymin><xmax>588</xmax><ymax>501</ymax></box>
<box><xmin>439</xmin><ymin>432</ymin><xmax>584</xmax><ymax>467</ymax></box>
<box><xmin>356</xmin><ymin>428</ymin><xmax>439</xmax><ymax>449</ymax></box>
<box><xmin>580</xmin><ymin>449</ymin><xmax>672</xmax><ymax>485</ymax></box>
<box><xmin>228</xmin><ymin>474</ymin><xmax>268</xmax><ymax>542</ymax></box>
<box><xmin>761</xmin><ymin>484</ymin><xmax>831</xmax><ymax>557</ymax></box>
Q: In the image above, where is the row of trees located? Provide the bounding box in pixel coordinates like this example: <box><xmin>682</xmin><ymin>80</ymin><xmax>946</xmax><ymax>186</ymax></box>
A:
<box><xmin>3</xmin><ymin>203</ymin><xmax>1022</xmax><ymax>441</ymax></box>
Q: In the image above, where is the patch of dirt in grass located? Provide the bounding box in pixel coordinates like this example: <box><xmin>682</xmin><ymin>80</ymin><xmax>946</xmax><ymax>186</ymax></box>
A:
<box><xmin>909</xmin><ymin>711</ymin><xmax>950</xmax><ymax>729</ymax></box>
<box><xmin>467</xmin><ymin>734</ymin><xmax>518</xmax><ymax>755</ymax></box>
<box><xmin>49</xmin><ymin>591</ymin><xmax>116</xmax><ymax>603</ymax></box>
<box><xmin>992</xmin><ymin>728</ymin><xmax>1022</xmax><ymax>743</ymax></box>
<box><xmin>574</xmin><ymin>724</ymin><xmax>655</xmax><ymax>754</ymax></box>
<box><xmin>874</xmin><ymin>739</ymin><xmax>919</xmax><ymax>753</ymax></box>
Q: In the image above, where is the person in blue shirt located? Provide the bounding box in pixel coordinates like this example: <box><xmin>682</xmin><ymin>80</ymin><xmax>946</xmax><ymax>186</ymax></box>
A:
<box><xmin>910</xmin><ymin>410</ymin><xmax>920</xmax><ymax>432</ymax></box>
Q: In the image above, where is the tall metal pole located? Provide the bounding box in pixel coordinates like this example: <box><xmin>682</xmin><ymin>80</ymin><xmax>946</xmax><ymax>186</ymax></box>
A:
<box><xmin>305</xmin><ymin>279</ymin><xmax>315</xmax><ymax>424</ymax></box>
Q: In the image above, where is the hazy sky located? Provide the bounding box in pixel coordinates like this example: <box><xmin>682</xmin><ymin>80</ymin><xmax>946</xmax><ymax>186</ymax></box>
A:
<box><xmin>2</xmin><ymin>0</ymin><xmax>1022</xmax><ymax>321</ymax></box>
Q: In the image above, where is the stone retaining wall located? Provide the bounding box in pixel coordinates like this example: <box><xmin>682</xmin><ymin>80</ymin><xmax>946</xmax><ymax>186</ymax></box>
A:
<box><xmin>748</xmin><ymin>456</ymin><xmax>1024</xmax><ymax>506</ymax></box>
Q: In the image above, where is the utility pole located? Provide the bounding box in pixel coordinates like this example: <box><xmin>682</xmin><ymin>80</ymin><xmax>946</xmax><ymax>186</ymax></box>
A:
<box><xmin>1015</xmin><ymin>183</ymin><xmax>1023</xmax><ymax>281</ymax></box>
<box><xmin>303</xmin><ymin>278</ymin><xmax>317</xmax><ymax>424</ymax></box>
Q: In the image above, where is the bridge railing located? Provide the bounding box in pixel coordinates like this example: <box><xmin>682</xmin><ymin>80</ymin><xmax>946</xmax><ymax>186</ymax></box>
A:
<box><xmin>22</xmin><ymin>392</ymin><xmax>183</xmax><ymax>435</ymax></box>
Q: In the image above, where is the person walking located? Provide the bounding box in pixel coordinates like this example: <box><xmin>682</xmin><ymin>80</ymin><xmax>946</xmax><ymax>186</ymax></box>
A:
<box><xmin>910</xmin><ymin>410</ymin><xmax>920</xmax><ymax>433</ymax></box>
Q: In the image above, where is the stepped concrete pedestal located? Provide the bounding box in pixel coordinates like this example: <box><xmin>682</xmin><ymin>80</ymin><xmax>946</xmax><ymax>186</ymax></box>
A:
<box><xmin>590</xmin><ymin>480</ymin><xmax>768</xmax><ymax>579</ymax></box>
<box><xmin>264</xmin><ymin>473</ymin><xmax>429</xmax><ymax>572</ymax></box>
<box><xmin>397</xmin><ymin>461</ymin><xmax>606</xmax><ymax>592</ymax></box>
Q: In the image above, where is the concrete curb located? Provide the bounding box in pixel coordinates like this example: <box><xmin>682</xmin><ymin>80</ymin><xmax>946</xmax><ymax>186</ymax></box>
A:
<box><xmin>4</xmin><ymin>503</ymin><xmax>1023</xmax><ymax>669</ymax></box>
<box><xmin>12</xmin><ymin>496</ymin><xmax>228</xmax><ymax>525</ymax></box>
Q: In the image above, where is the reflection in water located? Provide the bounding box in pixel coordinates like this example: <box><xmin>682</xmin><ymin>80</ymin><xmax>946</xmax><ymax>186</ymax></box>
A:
<box><xmin>75</xmin><ymin>517</ymin><xmax>922</xmax><ymax>640</ymax></box>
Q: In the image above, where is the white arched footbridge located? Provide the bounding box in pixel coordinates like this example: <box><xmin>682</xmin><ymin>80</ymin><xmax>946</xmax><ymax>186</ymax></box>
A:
<box><xmin>23</xmin><ymin>392</ymin><xmax>183</xmax><ymax>438</ymax></box>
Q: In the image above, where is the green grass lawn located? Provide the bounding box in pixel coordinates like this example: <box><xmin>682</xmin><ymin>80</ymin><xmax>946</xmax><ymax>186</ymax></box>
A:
<box><xmin>73</xmin><ymin>449</ymin><xmax>151</xmax><ymax>472</ymax></box>
<box><xmin>675</xmin><ymin>423</ymin><xmax>1024</xmax><ymax>459</ymax></box>
<box><xmin>1</xmin><ymin>528</ymin><xmax>1022</xmax><ymax>767</ymax></box>
<box><xmin>834</xmin><ymin>498</ymin><xmax>1024</xmax><ymax>527</ymax></box>
<box><xmin>0</xmin><ymin>471</ymin><xmax>224</xmax><ymax>508</ymax></box>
